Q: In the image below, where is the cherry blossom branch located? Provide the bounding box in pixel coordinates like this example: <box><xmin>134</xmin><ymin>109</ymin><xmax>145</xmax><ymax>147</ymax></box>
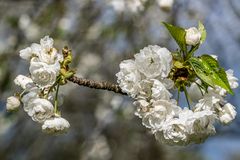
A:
<box><xmin>68</xmin><ymin>76</ymin><xmax>127</xmax><ymax>95</ymax></box>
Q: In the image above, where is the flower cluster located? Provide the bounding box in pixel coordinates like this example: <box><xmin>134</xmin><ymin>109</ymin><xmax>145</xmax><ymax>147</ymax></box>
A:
<box><xmin>5</xmin><ymin>21</ymin><xmax>238</xmax><ymax>146</ymax></box>
<box><xmin>116</xmin><ymin>24</ymin><xmax>238</xmax><ymax>145</ymax></box>
<box><xmin>6</xmin><ymin>36</ymin><xmax>70</xmax><ymax>134</ymax></box>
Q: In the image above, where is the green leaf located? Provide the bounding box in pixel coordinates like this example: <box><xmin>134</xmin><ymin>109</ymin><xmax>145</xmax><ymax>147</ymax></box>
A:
<box><xmin>200</xmin><ymin>55</ymin><xmax>233</xmax><ymax>94</ymax></box>
<box><xmin>198</xmin><ymin>21</ymin><xmax>207</xmax><ymax>44</ymax></box>
<box><xmin>188</xmin><ymin>57</ymin><xmax>215</xmax><ymax>87</ymax></box>
<box><xmin>200</xmin><ymin>55</ymin><xmax>219</xmax><ymax>69</ymax></box>
<box><xmin>189</xmin><ymin>55</ymin><xmax>233</xmax><ymax>94</ymax></box>
<box><xmin>162</xmin><ymin>22</ymin><xmax>187</xmax><ymax>53</ymax></box>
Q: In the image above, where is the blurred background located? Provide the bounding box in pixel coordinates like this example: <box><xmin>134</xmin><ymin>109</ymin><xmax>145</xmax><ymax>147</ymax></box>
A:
<box><xmin>0</xmin><ymin>0</ymin><xmax>240</xmax><ymax>160</ymax></box>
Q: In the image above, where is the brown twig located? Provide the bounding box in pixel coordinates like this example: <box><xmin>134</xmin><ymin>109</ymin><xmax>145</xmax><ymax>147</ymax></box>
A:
<box><xmin>68</xmin><ymin>76</ymin><xmax>127</xmax><ymax>95</ymax></box>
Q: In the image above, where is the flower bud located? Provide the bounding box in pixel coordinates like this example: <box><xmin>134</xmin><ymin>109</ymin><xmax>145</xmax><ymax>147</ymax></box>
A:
<box><xmin>185</xmin><ymin>27</ymin><xmax>201</xmax><ymax>46</ymax></box>
<box><xmin>6</xmin><ymin>96</ymin><xmax>20</xmax><ymax>111</ymax></box>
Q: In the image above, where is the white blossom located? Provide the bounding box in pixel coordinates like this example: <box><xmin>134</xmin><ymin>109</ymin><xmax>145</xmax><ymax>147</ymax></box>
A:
<box><xmin>194</xmin><ymin>92</ymin><xmax>223</xmax><ymax>112</ymax></box>
<box><xmin>218</xmin><ymin>103</ymin><xmax>236</xmax><ymax>125</ymax></box>
<box><xmin>6</xmin><ymin>96</ymin><xmax>20</xmax><ymax>111</ymax></box>
<box><xmin>151</xmin><ymin>79</ymin><xmax>172</xmax><ymax>100</ymax></box>
<box><xmin>14</xmin><ymin>75</ymin><xmax>33</xmax><ymax>89</ymax></box>
<box><xmin>108</xmin><ymin>0</ymin><xmax>147</xmax><ymax>13</ymax></box>
<box><xmin>30</xmin><ymin>98</ymin><xmax>54</xmax><ymax>123</ymax></box>
<box><xmin>30</xmin><ymin>43</ymin><xmax>42</xmax><ymax>57</ymax></box>
<box><xmin>38</xmin><ymin>36</ymin><xmax>60</xmax><ymax>64</ymax></box>
<box><xmin>156</xmin><ymin>118</ymin><xmax>189</xmax><ymax>145</ymax></box>
<box><xmin>178</xmin><ymin>108</ymin><xmax>194</xmax><ymax>121</ymax></box>
<box><xmin>154</xmin><ymin>108</ymin><xmax>216</xmax><ymax>145</ymax></box>
<box><xmin>185</xmin><ymin>27</ymin><xmax>201</xmax><ymax>46</ymax></box>
<box><xmin>138</xmin><ymin>79</ymin><xmax>172</xmax><ymax>100</ymax></box>
<box><xmin>20</xmin><ymin>36</ymin><xmax>61</xmax><ymax>64</ymax></box>
<box><xmin>134</xmin><ymin>99</ymin><xmax>150</xmax><ymax>118</ymax></box>
<box><xmin>142</xmin><ymin>99</ymin><xmax>181</xmax><ymax>130</ymax></box>
<box><xmin>38</xmin><ymin>47</ymin><xmax>59</xmax><ymax>64</ymax></box>
<box><xmin>42</xmin><ymin>116</ymin><xmax>70</xmax><ymax>134</ymax></box>
<box><xmin>40</xmin><ymin>36</ymin><xmax>54</xmax><ymax>51</ymax></box>
<box><xmin>29</xmin><ymin>58</ymin><xmax>59</xmax><ymax>88</ymax></box>
<box><xmin>191</xmin><ymin>110</ymin><xmax>216</xmax><ymax>133</ymax></box>
<box><xmin>134</xmin><ymin>45</ymin><xmax>172</xmax><ymax>78</ymax></box>
<box><xmin>137</xmin><ymin>79</ymin><xmax>152</xmax><ymax>99</ymax></box>
<box><xmin>12</xmin><ymin>36</ymin><xmax>71</xmax><ymax>135</ymax></box>
<box><xmin>108</xmin><ymin>0</ymin><xmax>125</xmax><ymax>12</ymax></box>
<box><xmin>116</xmin><ymin>59</ymin><xmax>141</xmax><ymax>98</ymax></box>
<box><xmin>209</xmin><ymin>86</ymin><xmax>226</xmax><ymax>97</ymax></box>
<box><xmin>19</xmin><ymin>47</ymin><xmax>32</xmax><ymax>60</ymax></box>
<box><xmin>189</xmin><ymin>110</ymin><xmax>216</xmax><ymax>143</ymax></box>
<box><xmin>21</xmin><ymin>91</ymin><xmax>39</xmax><ymax>113</ymax></box>
<box><xmin>226</xmin><ymin>69</ymin><xmax>238</xmax><ymax>89</ymax></box>
<box><xmin>126</xmin><ymin>0</ymin><xmax>146</xmax><ymax>13</ymax></box>
<box><xmin>157</xmin><ymin>0</ymin><xmax>174</xmax><ymax>11</ymax></box>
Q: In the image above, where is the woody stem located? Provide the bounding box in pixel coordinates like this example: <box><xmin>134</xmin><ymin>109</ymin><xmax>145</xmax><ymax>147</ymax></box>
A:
<box><xmin>68</xmin><ymin>76</ymin><xmax>127</xmax><ymax>95</ymax></box>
